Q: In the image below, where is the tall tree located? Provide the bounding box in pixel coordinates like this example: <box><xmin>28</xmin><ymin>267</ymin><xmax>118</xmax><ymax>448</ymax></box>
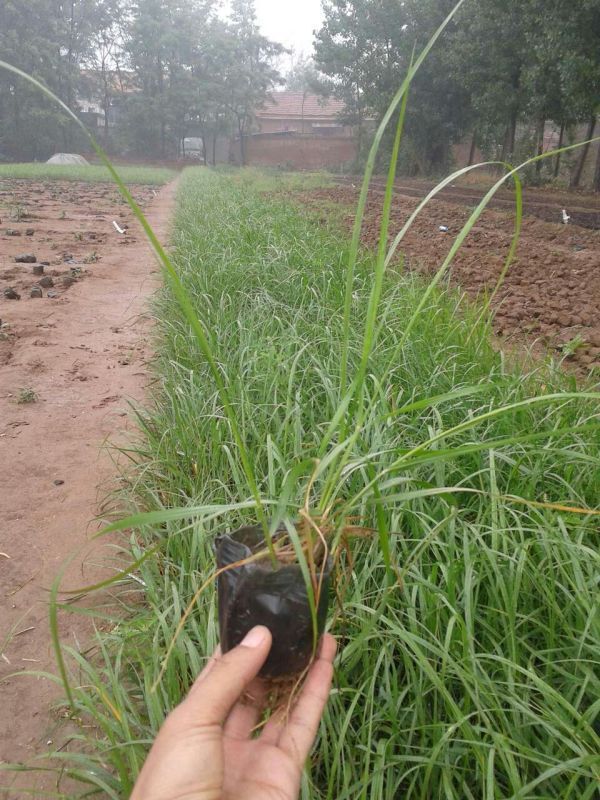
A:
<box><xmin>314</xmin><ymin>0</ymin><xmax>600</xmax><ymax>179</ymax></box>
<box><xmin>221</xmin><ymin>0</ymin><xmax>283</xmax><ymax>165</ymax></box>
<box><xmin>0</xmin><ymin>0</ymin><xmax>65</xmax><ymax>159</ymax></box>
<box><xmin>81</xmin><ymin>0</ymin><xmax>128</xmax><ymax>146</ymax></box>
<box><xmin>315</xmin><ymin>0</ymin><xmax>472</xmax><ymax>171</ymax></box>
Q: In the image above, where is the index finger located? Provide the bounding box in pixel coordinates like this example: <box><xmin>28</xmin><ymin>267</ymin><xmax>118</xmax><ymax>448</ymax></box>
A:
<box><xmin>278</xmin><ymin>633</ymin><xmax>336</xmax><ymax>766</ymax></box>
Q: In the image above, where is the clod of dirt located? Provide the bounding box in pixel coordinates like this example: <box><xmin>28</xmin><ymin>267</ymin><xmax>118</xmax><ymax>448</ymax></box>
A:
<box><xmin>30</xmin><ymin>286</ymin><xmax>43</xmax><ymax>299</ymax></box>
<box><xmin>4</xmin><ymin>287</ymin><xmax>21</xmax><ymax>300</ymax></box>
<box><xmin>585</xmin><ymin>330</ymin><xmax>600</xmax><ymax>347</ymax></box>
<box><xmin>5</xmin><ymin>229</ymin><xmax>21</xmax><ymax>237</ymax></box>
<box><xmin>33</xmin><ymin>265</ymin><xmax>45</xmax><ymax>276</ymax></box>
<box><xmin>61</xmin><ymin>276</ymin><xmax>75</xmax><ymax>288</ymax></box>
<box><xmin>15</xmin><ymin>254</ymin><xmax>37</xmax><ymax>264</ymax></box>
<box><xmin>25</xmin><ymin>229</ymin><xmax>35</xmax><ymax>236</ymax></box>
<box><xmin>38</xmin><ymin>276</ymin><xmax>54</xmax><ymax>288</ymax></box>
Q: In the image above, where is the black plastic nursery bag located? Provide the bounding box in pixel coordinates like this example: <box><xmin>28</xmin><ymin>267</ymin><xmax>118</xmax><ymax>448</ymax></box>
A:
<box><xmin>215</xmin><ymin>524</ymin><xmax>331</xmax><ymax>678</ymax></box>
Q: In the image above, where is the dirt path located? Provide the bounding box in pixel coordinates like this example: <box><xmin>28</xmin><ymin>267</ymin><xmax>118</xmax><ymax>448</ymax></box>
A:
<box><xmin>0</xmin><ymin>178</ymin><xmax>177</xmax><ymax>795</ymax></box>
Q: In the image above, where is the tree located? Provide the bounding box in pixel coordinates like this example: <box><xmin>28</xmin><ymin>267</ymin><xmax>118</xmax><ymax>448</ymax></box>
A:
<box><xmin>314</xmin><ymin>0</ymin><xmax>600</xmax><ymax>180</ymax></box>
<box><xmin>221</xmin><ymin>0</ymin><xmax>283</xmax><ymax>165</ymax></box>
<box><xmin>120</xmin><ymin>0</ymin><xmax>280</xmax><ymax>162</ymax></box>
<box><xmin>284</xmin><ymin>55</ymin><xmax>322</xmax><ymax>93</ymax></box>
<box><xmin>81</xmin><ymin>0</ymin><xmax>128</xmax><ymax>147</ymax></box>
<box><xmin>189</xmin><ymin>18</ymin><xmax>236</xmax><ymax>165</ymax></box>
<box><xmin>314</xmin><ymin>0</ymin><xmax>472</xmax><ymax>172</ymax></box>
<box><xmin>0</xmin><ymin>0</ymin><xmax>66</xmax><ymax>159</ymax></box>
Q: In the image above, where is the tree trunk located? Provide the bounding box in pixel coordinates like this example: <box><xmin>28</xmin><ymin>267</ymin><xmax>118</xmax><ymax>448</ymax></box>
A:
<box><xmin>570</xmin><ymin>115</ymin><xmax>597</xmax><ymax>188</ymax></box>
<box><xmin>211</xmin><ymin>133</ymin><xmax>217</xmax><ymax>166</ymax></box>
<box><xmin>64</xmin><ymin>0</ymin><xmax>76</xmax><ymax>150</ymax></box>
<box><xmin>593</xmin><ymin>142</ymin><xmax>600</xmax><ymax>193</ymax></box>
<box><xmin>13</xmin><ymin>87</ymin><xmax>21</xmax><ymax>160</ymax></box>
<box><xmin>535</xmin><ymin>118</ymin><xmax>545</xmax><ymax>175</ymax></box>
<box><xmin>238</xmin><ymin>117</ymin><xmax>246</xmax><ymax>166</ymax></box>
<box><xmin>553</xmin><ymin>123</ymin><xmax>565</xmax><ymax>178</ymax></box>
<box><xmin>467</xmin><ymin>131</ymin><xmax>477</xmax><ymax>166</ymax></box>
<box><xmin>102</xmin><ymin>71</ymin><xmax>110</xmax><ymax>147</ymax></box>
<box><xmin>502</xmin><ymin>111</ymin><xmax>517</xmax><ymax>161</ymax></box>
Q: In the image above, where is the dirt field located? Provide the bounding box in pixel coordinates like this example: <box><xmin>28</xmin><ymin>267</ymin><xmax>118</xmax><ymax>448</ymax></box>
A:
<box><xmin>0</xmin><ymin>178</ymin><xmax>175</xmax><ymax>796</ymax></box>
<box><xmin>304</xmin><ymin>179</ymin><xmax>600</xmax><ymax>373</ymax></box>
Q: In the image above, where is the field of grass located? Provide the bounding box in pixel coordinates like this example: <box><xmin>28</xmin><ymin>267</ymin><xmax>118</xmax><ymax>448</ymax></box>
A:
<box><xmin>0</xmin><ymin>162</ymin><xmax>175</xmax><ymax>184</ymax></box>
<box><xmin>36</xmin><ymin>167</ymin><xmax>600</xmax><ymax>799</ymax></box>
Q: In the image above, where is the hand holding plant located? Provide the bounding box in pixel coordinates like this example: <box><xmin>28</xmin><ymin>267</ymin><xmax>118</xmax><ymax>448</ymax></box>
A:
<box><xmin>130</xmin><ymin>627</ymin><xmax>336</xmax><ymax>800</ymax></box>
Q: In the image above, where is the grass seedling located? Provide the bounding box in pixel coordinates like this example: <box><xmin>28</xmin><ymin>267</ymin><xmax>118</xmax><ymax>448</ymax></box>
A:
<box><xmin>15</xmin><ymin>387</ymin><xmax>37</xmax><ymax>404</ymax></box>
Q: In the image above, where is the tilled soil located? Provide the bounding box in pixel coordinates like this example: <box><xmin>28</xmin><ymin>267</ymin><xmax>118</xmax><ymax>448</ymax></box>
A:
<box><xmin>337</xmin><ymin>176</ymin><xmax>600</xmax><ymax>230</ymax></box>
<box><xmin>0</xmin><ymin>178</ymin><xmax>176</xmax><ymax>796</ymax></box>
<box><xmin>302</xmin><ymin>183</ymin><xmax>600</xmax><ymax>373</ymax></box>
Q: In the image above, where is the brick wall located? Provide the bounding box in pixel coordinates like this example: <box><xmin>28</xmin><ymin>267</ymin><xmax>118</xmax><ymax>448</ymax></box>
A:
<box><xmin>243</xmin><ymin>134</ymin><xmax>357</xmax><ymax>169</ymax></box>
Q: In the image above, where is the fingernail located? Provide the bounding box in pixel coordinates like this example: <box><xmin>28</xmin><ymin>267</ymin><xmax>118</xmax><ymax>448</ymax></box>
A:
<box><xmin>241</xmin><ymin>626</ymin><xmax>269</xmax><ymax>648</ymax></box>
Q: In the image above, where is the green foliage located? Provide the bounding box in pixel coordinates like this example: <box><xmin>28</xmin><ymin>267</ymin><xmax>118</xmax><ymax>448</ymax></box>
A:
<box><xmin>15</xmin><ymin>387</ymin><xmax>37</xmax><ymax>404</ymax></box>
<box><xmin>34</xmin><ymin>168</ymin><xmax>600</xmax><ymax>798</ymax></box>
<box><xmin>284</xmin><ymin>55</ymin><xmax>323</xmax><ymax>93</ymax></box>
<box><xmin>0</xmin><ymin>162</ymin><xmax>175</xmax><ymax>183</ymax></box>
<box><xmin>0</xmin><ymin>0</ymin><xmax>76</xmax><ymax>160</ymax></box>
<box><xmin>0</xmin><ymin>0</ymin><xmax>282</xmax><ymax>162</ymax></box>
<box><xmin>119</xmin><ymin>0</ymin><xmax>282</xmax><ymax>161</ymax></box>
<box><xmin>314</xmin><ymin>0</ymin><xmax>600</xmax><ymax>174</ymax></box>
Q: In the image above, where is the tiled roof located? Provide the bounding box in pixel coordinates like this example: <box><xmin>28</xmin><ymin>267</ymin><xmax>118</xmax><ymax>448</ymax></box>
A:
<box><xmin>257</xmin><ymin>92</ymin><xmax>346</xmax><ymax>120</ymax></box>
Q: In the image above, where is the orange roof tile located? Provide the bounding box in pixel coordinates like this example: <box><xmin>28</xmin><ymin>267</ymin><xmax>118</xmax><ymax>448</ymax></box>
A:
<box><xmin>257</xmin><ymin>92</ymin><xmax>346</xmax><ymax>120</ymax></box>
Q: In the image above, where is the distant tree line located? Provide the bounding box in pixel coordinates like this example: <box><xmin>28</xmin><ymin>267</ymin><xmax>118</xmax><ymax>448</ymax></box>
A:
<box><xmin>313</xmin><ymin>0</ymin><xmax>600</xmax><ymax>187</ymax></box>
<box><xmin>0</xmin><ymin>0</ymin><xmax>282</xmax><ymax>162</ymax></box>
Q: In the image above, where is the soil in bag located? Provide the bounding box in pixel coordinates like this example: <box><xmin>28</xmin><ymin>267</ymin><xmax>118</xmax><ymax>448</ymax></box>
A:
<box><xmin>216</xmin><ymin>524</ymin><xmax>331</xmax><ymax>678</ymax></box>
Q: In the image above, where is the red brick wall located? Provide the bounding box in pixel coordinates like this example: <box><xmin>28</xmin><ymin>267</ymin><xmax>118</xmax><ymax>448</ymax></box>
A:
<box><xmin>244</xmin><ymin>134</ymin><xmax>357</xmax><ymax>169</ymax></box>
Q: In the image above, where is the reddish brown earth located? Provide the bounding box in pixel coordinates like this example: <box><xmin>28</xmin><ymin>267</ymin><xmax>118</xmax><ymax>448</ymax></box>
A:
<box><xmin>303</xmin><ymin>181</ymin><xmax>600</xmax><ymax>372</ymax></box>
<box><xmin>337</xmin><ymin>175</ymin><xmax>600</xmax><ymax>230</ymax></box>
<box><xmin>0</xmin><ymin>178</ymin><xmax>176</xmax><ymax>797</ymax></box>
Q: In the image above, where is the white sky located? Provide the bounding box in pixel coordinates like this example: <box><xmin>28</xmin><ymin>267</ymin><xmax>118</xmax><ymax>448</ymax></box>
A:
<box><xmin>254</xmin><ymin>0</ymin><xmax>324</xmax><ymax>58</ymax></box>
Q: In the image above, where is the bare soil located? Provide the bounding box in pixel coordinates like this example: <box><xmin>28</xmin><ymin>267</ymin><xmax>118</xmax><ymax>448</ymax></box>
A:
<box><xmin>304</xmin><ymin>180</ymin><xmax>600</xmax><ymax>372</ymax></box>
<box><xmin>0</xmin><ymin>178</ymin><xmax>176</xmax><ymax>796</ymax></box>
<box><xmin>337</xmin><ymin>175</ymin><xmax>600</xmax><ymax>230</ymax></box>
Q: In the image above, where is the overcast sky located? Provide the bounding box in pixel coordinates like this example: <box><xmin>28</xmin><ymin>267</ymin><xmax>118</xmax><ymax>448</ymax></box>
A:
<box><xmin>253</xmin><ymin>0</ymin><xmax>324</xmax><ymax>58</ymax></box>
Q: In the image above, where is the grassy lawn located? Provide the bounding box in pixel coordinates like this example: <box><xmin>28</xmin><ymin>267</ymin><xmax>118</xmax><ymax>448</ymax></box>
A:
<box><xmin>45</xmin><ymin>167</ymin><xmax>599</xmax><ymax>798</ymax></box>
<box><xmin>0</xmin><ymin>162</ymin><xmax>175</xmax><ymax>184</ymax></box>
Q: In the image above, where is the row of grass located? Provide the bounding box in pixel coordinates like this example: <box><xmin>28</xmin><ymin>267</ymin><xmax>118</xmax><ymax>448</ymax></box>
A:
<box><xmin>0</xmin><ymin>162</ymin><xmax>175</xmax><ymax>185</ymax></box>
<box><xmin>40</xmin><ymin>166</ymin><xmax>600</xmax><ymax>799</ymax></box>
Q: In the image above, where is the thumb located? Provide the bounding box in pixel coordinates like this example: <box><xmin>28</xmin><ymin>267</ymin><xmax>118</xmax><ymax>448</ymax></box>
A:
<box><xmin>183</xmin><ymin>626</ymin><xmax>272</xmax><ymax>726</ymax></box>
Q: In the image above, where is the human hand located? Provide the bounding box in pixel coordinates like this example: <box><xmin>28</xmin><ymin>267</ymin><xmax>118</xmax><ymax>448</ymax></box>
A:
<box><xmin>130</xmin><ymin>626</ymin><xmax>337</xmax><ymax>800</ymax></box>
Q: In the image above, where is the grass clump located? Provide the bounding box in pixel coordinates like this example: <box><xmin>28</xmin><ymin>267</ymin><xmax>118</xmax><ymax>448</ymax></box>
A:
<box><xmin>15</xmin><ymin>386</ymin><xmax>37</xmax><ymax>404</ymax></box>
<box><xmin>0</xmin><ymin>163</ymin><xmax>175</xmax><ymax>185</ymax></box>
<box><xmin>39</xmin><ymin>167</ymin><xmax>600</xmax><ymax>799</ymax></box>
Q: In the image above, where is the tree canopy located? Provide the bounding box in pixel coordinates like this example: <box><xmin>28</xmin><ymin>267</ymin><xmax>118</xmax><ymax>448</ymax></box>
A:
<box><xmin>314</xmin><ymin>0</ymin><xmax>600</xmax><ymax>178</ymax></box>
<box><xmin>0</xmin><ymin>0</ymin><xmax>282</xmax><ymax>162</ymax></box>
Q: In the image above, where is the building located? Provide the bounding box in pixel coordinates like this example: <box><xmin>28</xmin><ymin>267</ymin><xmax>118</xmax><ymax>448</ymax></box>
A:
<box><xmin>237</xmin><ymin>91</ymin><xmax>357</xmax><ymax>170</ymax></box>
<box><xmin>255</xmin><ymin>92</ymin><xmax>353</xmax><ymax>137</ymax></box>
